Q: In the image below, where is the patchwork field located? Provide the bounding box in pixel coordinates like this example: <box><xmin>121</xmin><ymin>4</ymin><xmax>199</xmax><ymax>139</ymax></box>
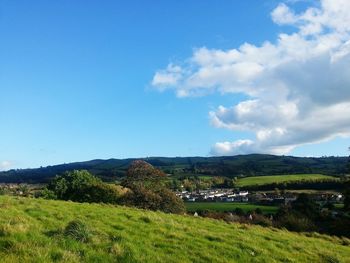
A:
<box><xmin>185</xmin><ymin>202</ymin><xmax>278</xmax><ymax>214</ymax></box>
<box><xmin>236</xmin><ymin>174</ymin><xmax>335</xmax><ymax>187</ymax></box>
<box><xmin>0</xmin><ymin>196</ymin><xmax>349</xmax><ymax>262</ymax></box>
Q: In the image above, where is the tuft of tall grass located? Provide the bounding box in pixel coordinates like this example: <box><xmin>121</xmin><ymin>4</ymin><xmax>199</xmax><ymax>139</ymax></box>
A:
<box><xmin>64</xmin><ymin>220</ymin><xmax>91</xmax><ymax>243</ymax></box>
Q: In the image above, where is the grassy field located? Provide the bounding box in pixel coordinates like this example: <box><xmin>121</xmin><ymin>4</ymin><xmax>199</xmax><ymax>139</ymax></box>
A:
<box><xmin>236</xmin><ymin>174</ymin><xmax>335</xmax><ymax>187</ymax></box>
<box><xmin>185</xmin><ymin>202</ymin><xmax>278</xmax><ymax>214</ymax></box>
<box><xmin>0</xmin><ymin>196</ymin><xmax>349</xmax><ymax>262</ymax></box>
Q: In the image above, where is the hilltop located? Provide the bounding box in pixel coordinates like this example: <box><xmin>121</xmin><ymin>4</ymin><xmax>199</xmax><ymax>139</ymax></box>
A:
<box><xmin>0</xmin><ymin>196</ymin><xmax>349</xmax><ymax>262</ymax></box>
<box><xmin>0</xmin><ymin>154</ymin><xmax>347</xmax><ymax>183</ymax></box>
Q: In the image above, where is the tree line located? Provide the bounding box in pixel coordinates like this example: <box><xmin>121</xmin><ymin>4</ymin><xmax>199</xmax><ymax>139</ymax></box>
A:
<box><xmin>38</xmin><ymin>160</ymin><xmax>185</xmax><ymax>214</ymax></box>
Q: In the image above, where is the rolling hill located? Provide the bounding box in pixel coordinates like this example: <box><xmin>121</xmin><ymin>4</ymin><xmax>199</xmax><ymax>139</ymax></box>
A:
<box><xmin>0</xmin><ymin>154</ymin><xmax>347</xmax><ymax>183</ymax></box>
<box><xmin>235</xmin><ymin>174</ymin><xmax>336</xmax><ymax>187</ymax></box>
<box><xmin>0</xmin><ymin>196</ymin><xmax>349</xmax><ymax>262</ymax></box>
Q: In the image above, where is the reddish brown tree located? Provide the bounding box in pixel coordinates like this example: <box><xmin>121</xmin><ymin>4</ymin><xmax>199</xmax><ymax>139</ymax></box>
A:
<box><xmin>122</xmin><ymin>160</ymin><xmax>185</xmax><ymax>214</ymax></box>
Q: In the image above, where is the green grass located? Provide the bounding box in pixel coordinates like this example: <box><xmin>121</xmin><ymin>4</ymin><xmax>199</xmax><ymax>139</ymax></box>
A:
<box><xmin>197</xmin><ymin>175</ymin><xmax>212</xmax><ymax>180</ymax></box>
<box><xmin>335</xmin><ymin>204</ymin><xmax>344</xmax><ymax>209</ymax></box>
<box><xmin>236</xmin><ymin>174</ymin><xmax>335</xmax><ymax>187</ymax></box>
<box><xmin>0</xmin><ymin>196</ymin><xmax>349</xmax><ymax>262</ymax></box>
<box><xmin>185</xmin><ymin>202</ymin><xmax>278</xmax><ymax>214</ymax></box>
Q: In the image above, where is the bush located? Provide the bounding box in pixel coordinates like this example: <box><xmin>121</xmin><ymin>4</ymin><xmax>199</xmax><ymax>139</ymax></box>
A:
<box><xmin>39</xmin><ymin>188</ymin><xmax>57</xmax><ymax>200</ymax></box>
<box><xmin>64</xmin><ymin>220</ymin><xmax>91</xmax><ymax>243</ymax></box>
<box><xmin>157</xmin><ymin>188</ymin><xmax>185</xmax><ymax>214</ymax></box>
<box><xmin>0</xmin><ymin>188</ymin><xmax>6</xmax><ymax>195</ymax></box>
<box><xmin>234</xmin><ymin>208</ymin><xmax>245</xmax><ymax>216</ymax></box>
<box><xmin>255</xmin><ymin>208</ymin><xmax>263</xmax><ymax>215</ymax></box>
<box><xmin>122</xmin><ymin>185</ymin><xmax>162</xmax><ymax>211</ymax></box>
<box><xmin>252</xmin><ymin>214</ymin><xmax>272</xmax><ymax>227</ymax></box>
<box><xmin>85</xmin><ymin>183</ymin><xmax>123</xmax><ymax>204</ymax></box>
<box><xmin>276</xmin><ymin>213</ymin><xmax>316</xmax><ymax>232</ymax></box>
<box><xmin>46</xmin><ymin>170</ymin><xmax>123</xmax><ymax>204</ymax></box>
<box><xmin>48</xmin><ymin>170</ymin><xmax>100</xmax><ymax>202</ymax></box>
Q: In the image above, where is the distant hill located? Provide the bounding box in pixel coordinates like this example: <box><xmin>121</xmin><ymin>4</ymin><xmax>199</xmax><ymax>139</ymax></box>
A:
<box><xmin>0</xmin><ymin>196</ymin><xmax>349</xmax><ymax>262</ymax></box>
<box><xmin>0</xmin><ymin>154</ymin><xmax>348</xmax><ymax>183</ymax></box>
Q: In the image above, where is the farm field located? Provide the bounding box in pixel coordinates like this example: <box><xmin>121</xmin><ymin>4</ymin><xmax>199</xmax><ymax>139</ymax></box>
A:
<box><xmin>256</xmin><ymin>189</ymin><xmax>341</xmax><ymax>194</ymax></box>
<box><xmin>185</xmin><ymin>202</ymin><xmax>278</xmax><ymax>214</ymax></box>
<box><xmin>0</xmin><ymin>196</ymin><xmax>349</xmax><ymax>262</ymax></box>
<box><xmin>236</xmin><ymin>174</ymin><xmax>336</xmax><ymax>187</ymax></box>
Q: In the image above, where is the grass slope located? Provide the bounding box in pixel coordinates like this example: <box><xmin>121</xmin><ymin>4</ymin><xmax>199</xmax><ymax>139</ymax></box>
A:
<box><xmin>236</xmin><ymin>174</ymin><xmax>335</xmax><ymax>187</ymax></box>
<box><xmin>185</xmin><ymin>202</ymin><xmax>278</xmax><ymax>214</ymax></box>
<box><xmin>0</xmin><ymin>196</ymin><xmax>349</xmax><ymax>262</ymax></box>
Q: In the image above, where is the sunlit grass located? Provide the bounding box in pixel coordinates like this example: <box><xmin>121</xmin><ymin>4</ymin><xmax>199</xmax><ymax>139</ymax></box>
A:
<box><xmin>185</xmin><ymin>202</ymin><xmax>278</xmax><ymax>214</ymax></box>
<box><xmin>0</xmin><ymin>196</ymin><xmax>349</xmax><ymax>262</ymax></box>
<box><xmin>236</xmin><ymin>174</ymin><xmax>335</xmax><ymax>187</ymax></box>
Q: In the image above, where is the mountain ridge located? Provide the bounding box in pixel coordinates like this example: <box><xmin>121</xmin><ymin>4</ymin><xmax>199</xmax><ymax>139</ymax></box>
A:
<box><xmin>0</xmin><ymin>154</ymin><xmax>348</xmax><ymax>183</ymax></box>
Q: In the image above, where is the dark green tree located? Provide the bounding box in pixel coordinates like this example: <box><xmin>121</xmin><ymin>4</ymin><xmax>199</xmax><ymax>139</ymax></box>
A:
<box><xmin>344</xmin><ymin>147</ymin><xmax>350</xmax><ymax>211</ymax></box>
<box><xmin>45</xmin><ymin>170</ymin><xmax>122</xmax><ymax>204</ymax></box>
<box><xmin>344</xmin><ymin>183</ymin><xmax>350</xmax><ymax>212</ymax></box>
<box><xmin>291</xmin><ymin>193</ymin><xmax>320</xmax><ymax>220</ymax></box>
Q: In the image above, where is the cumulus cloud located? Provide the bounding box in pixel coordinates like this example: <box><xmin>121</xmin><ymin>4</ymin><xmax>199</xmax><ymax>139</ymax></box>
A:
<box><xmin>0</xmin><ymin>161</ymin><xmax>12</xmax><ymax>171</ymax></box>
<box><xmin>152</xmin><ymin>0</ymin><xmax>350</xmax><ymax>155</ymax></box>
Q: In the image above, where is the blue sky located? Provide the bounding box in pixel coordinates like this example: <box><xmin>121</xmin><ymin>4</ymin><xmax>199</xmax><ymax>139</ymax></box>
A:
<box><xmin>1</xmin><ymin>0</ymin><xmax>349</xmax><ymax>170</ymax></box>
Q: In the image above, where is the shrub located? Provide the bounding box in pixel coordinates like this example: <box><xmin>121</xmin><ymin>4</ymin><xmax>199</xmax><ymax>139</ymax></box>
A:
<box><xmin>157</xmin><ymin>188</ymin><xmax>185</xmax><ymax>214</ymax></box>
<box><xmin>85</xmin><ymin>183</ymin><xmax>123</xmax><ymax>204</ymax></box>
<box><xmin>344</xmin><ymin>185</ymin><xmax>350</xmax><ymax>212</ymax></box>
<box><xmin>122</xmin><ymin>185</ymin><xmax>162</xmax><ymax>211</ymax></box>
<box><xmin>38</xmin><ymin>188</ymin><xmax>57</xmax><ymax>200</ymax></box>
<box><xmin>46</xmin><ymin>170</ymin><xmax>124</xmax><ymax>204</ymax></box>
<box><xmin>255</xmin><ymin>208</ymin><xmax>263</xmax><ymax>215</ymax></box>
<box><xmin>48</xmin><ymin>170</ymin><xmax>100</xmax><ymax>202</ymax></box>
<box><xmin>291</xmin><ymin>194</ymin><xmax>320</xmax><ymax>220</ymax></box>
<box><xmin>0</xmin><ymin>187</ymin><xmax>6</xmax><ymax>195</ymax></box>
<box><xmin>234</xmin><ymin>208</ymin><xmax>245</xmax><ymax>216</ymax></box>
<box><xmin>276</xmin><ymin>213</ymin><xmax>316</xmax><ymax>232</ymax></box>
<box><xmin>252</xmin><ymin>214</ymin><xmax>272</xmax><ymax>227</ymax></box>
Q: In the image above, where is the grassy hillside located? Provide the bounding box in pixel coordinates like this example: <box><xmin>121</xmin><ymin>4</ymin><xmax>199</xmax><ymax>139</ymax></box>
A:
<box><xmin>0</xmin><ymin>154</ymin><xmax>347</xmax><ymax>183</ymax></box>
<box><xmin>236</xmin><ymin>174</ymin><xmax>335</xmax><ymax>187</ymax></box>
<box><xmin>185</xmin><ymin>202</ymin><xmax>278</xmax><ymax>214</ymax></box>
<box><xmin>0</xmin><ymin>196</ymin><xmax>349</xmax><ymax>262</ymax></box>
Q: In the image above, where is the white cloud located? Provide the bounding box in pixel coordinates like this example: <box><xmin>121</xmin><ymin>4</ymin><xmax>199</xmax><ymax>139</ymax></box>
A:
<box><xmin>151</xmin><ymin>64</ymin><xmax>184</xmax><ymax>93</ymax></box>
<box><xmin>152</xmin><ymin>0</ymin><xmax>350</xmax><ymax>156</ymax></box>
<box><xmin>0</xmin><ymin>161</ymin><xmax>12</xmax><ymax>171</ymax></box>
<box><xmin>271</xmin><ymin>3</ymin><xmax>298</xmax><ymax>25</ymax></box>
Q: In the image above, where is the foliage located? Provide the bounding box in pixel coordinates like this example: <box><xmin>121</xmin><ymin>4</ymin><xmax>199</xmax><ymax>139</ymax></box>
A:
<box><xmin>274</xmin><ymin>193</ymin><xmax>350</xmax><ymax>237</ymax></box>
<box><xmin>0</xmin><ymin>187</ymin><xmax>7</xmax><ymax>195</ymax></box>
<box><xmin>18</xmin><ymin>184</ymin><xmax>30</xmax><ymax>196</ymax></box>
<box><xmin>122</xmin><ymin>160</ymin><xmax>165</xmax><ymax>190</ymax></box>
<box><xmin>291</xmin><ymin>193</ymin><xmax>320</xmax><ymax>220</ymax></box>
<box><xmin>157</xmin><ymin>188</ymin><xmax>186</xmax><ymax>214</ymax></box>
<box><xmin>39</xmin><ymin>188</ymin><xmax>57</xmax><ymax>199</ymax></box>
<box><xmin>122</xmin><ymin>185</ymin><xmax>162</xmax><ymax>211</ymax></box>
<box><xmin>45</xmin><ymin>170</ymin><xmax>123</xmax><ymax>204</ymax></box>
<box><xmin>122</xmin><ymin>161</ymin><xmax>185</xmax><ymax>214</ymax></box>
<box><xmin>173</xmin><ymin>176</ymin><xmax>237</xmax><ymax>191</ymax></box>
<box><xmin>84</xmin><ymin>183</ymin><xmax>125</xmax><ymax>204</ymax></box>
<box><xmin>276</xmin><ymin>213</ymin><xmax>316</xmax><ymax>232</ymax></box>
<box><xmin>344</xmin><ymin>183</ymin><xmax>350</xmax><ymax>212</ymax></box>
<box><xmin>243</xmin><ymin>178</ymin><xmax>346</xmax><ymax>191</ymax></box>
